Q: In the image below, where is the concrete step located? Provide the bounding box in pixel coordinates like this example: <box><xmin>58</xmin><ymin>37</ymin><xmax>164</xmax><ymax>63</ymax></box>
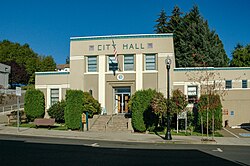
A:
<box><xmin>90</xmin><ymin>115</ymin><xmax>111</xmax><ymax>131</ymax></box>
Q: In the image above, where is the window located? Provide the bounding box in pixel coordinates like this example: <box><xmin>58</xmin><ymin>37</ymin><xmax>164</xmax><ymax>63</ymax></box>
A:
<box><xmin>187</xmin><ymin>86</ymin><xmax>198</xmax><ymax>103</ymax></box>
<box><xmin>50</xmin><ymin>89</ymin><xmax>59</xmax><ymax>106</ymax></box>
<box><xmin>230</xmin><ymin>111</ymin><xmax>234</xmax><ymax>116</ymax></box>
<box><xmin>124</xmin><ymin>55</ymin><xmax>134</xmax><ymax>71</ymax></box>
<box><xmin>225</xmin><ymin>80</ymin><xmax>232</xmax><ymax>89</ymax></box>
<box><xmin>108</xmin><ymin>56</ymin><xmax>118</xmax><ymax>71</ymax></box>
<box><xmin>87</xmin><ymin>56</ymin><xmax>97</xmax><ymax>72</ymax></box>
<box><xmin>242</xmin><ymin>80</ymin><xmax>247</xmax><ymax>88</ymax></box>
<box><xmin>145</xmin><ymin>54</ymin><xmax>156</xmax><ymax>70</ymax></box>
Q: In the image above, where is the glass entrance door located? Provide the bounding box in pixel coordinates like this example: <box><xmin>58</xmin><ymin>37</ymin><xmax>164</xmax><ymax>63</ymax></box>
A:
<box><xmin>114</xmin><ymin>87</ymin><xmax>131</xmax><ymax>114</ymax></box>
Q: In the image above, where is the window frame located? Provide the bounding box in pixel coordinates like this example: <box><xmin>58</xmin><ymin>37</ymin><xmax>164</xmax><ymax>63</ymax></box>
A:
<box><xmin>145</xmin><ymin>54</ymin><xmax>156</xmax><ymax>71</ymax></box>
<box><xmin>50</xmin><ymin>88</ymin><xmax>59</xmax><ymax>106</ymax></box>
<box><xmin>187</xmin><ymin>86</ymin><xmax>198</xmax><ymax>104</ymax></box>
<box><xmin>242</xmin><ymin>80</ymin><xmax>248</xmax><ymax>88</ymax></box>
<box><xmin>124</xmin><ymin>54</ymin><xmax>134</xmax><ymax>71</ymax></box>
<box><xmin>87</xmin><ymin>56</ymin><xmax>97</xmax><ymax>72</ymax></box>
<box><xmin>225</xmin><ymin>80</ymin><xmax>232</xmax><ymax>89</ymax></box>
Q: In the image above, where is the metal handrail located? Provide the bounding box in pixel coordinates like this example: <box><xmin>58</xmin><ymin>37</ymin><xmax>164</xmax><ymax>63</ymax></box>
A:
<box><xmin>0</xmin><ymin>103</ymin><xmax>24</xmax><ymax>114</ymax></box>
<box><xmin>89</xmin><ymin>114</ymin><xmax>101</xmax><ymax>130</ymax></box>
<box><xmin>105</xmin><ymin>106</ymin><xmax>118</xmax><ymax>131</ymax></box>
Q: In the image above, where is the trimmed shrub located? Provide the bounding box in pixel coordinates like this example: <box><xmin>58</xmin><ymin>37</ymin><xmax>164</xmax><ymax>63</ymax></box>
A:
<box><xmin>129</xmin><ymin>89</ymin><xmax>157</xmax><ymax>132</ymax></box>
<box><xmin>24</xmin><ymin>88</ymin><xmax>45</xmax><ymax>121</ymax></box>
<box><xmin>47</xmin><ymin>100</ymin><xmax>66</xmax><ymax>123</ymax></box>
<box><xmin>64</xmin><ymin>90</ymin><xmax>84</xmax><ymax>130</ymax></box>
<box><xmin>83</xmin><ymin>92</ymin><xmax>101</xmax><ymax>117</ymax></box>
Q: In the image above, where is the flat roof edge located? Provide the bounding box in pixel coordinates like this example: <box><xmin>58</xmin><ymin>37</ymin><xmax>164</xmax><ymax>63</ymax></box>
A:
<box><xmin>35</xmin><ymin>71</ymin><xmax>70</xmax><ymax>76</ymax></box>
<box><xmin>174</xmin><ymin>67</ymin><xmax>250</xmax><ymax>71</ymax></box>
<box><xmin>70</xmin><ymin>33</ymin><xmax>173</xmax><ymax>41</ymax></box>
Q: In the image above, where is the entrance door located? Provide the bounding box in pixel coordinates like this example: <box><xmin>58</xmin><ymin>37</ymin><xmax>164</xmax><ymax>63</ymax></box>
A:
<box><xmin>114</xmin><ymin>87</ymin><xmax>131</xmax><ymax>114</ymax></box>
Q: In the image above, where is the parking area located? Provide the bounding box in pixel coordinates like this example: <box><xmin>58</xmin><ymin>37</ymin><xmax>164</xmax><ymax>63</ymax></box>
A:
<box><xmin>223</xmin><ymin>127</ymin><xmax>250</xmax><ymax>138</ymax></box>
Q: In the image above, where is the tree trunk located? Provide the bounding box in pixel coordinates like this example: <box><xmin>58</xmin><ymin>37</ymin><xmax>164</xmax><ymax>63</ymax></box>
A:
<box><xmin>201</xmin><ymin>115</ymin><xmax>203</xmax><ymax>138</ymax></box>
<box><xmin>206</xmin><ymin>107</ymin><xmax>208</xmax><ymax>139</ymax></box>
<box><xmin>177</xmin><ymin>115</ymin><xmax>179</xmax><ymax>133</ymax></box>
<box><xmin>212</xmin><ymin>110</ymin><xmax>214</xmax><ymax>140</ymax></box>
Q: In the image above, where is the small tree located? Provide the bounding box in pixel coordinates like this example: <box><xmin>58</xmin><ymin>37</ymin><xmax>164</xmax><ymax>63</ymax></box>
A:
<box><xmin>185</xmin><ymin>58</ymin><xmax>229</xmax><ymax>138</ymax></box>
<box><xmin>47</xmin><ymin>100</ymin><xmax>66</xmax><ymax>123</ymax></box>
<box><xmin>24</xmin><ymin>88</ymin><xmax>45</xmax><ymax>121</ymax></box>
<box><xmin>171</xmin><ymin>89</ymin><xmax>188</xmax><ymax>132</ymax></box>
<box><xmin>64</xmin><ymin>90</ymin><xmax>84</xmax><ymax>130</ymax></box>
<box><xmin>197</xmin><ymin>94</ymin><xmax>222</xmax><ymax>133</ymax></box>
<box><xmin>150</xmin><ymin>92</ymin><xmax>167</xmax><ymax>128</ymax></box>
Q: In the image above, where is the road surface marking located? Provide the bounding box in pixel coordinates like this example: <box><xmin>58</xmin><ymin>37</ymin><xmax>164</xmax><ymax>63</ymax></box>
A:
<box><xmin>91</xmin><ymin>143</ymin><xmax>100</xmax><ymax>147</ymax></box>
<box><xmin>223</xmin><ymin>127</ymin><xmax>240</xmax><ymax>138</ymax></box>
<box><xmin>213</xmin><ymin>148</ymin><xmax>223</xmax><ymax>152</ymax></box>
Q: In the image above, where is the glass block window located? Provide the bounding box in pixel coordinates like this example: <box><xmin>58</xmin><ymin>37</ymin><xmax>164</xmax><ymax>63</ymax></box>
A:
<box><xmin>50</xmin><ymin>89</ymin><xmax>59</xmax><ymax>106</ymax></box>
<box><xmin>89</xmin><ymin>45</ymin><xmax>94</xmax><ymax>51</ymax></box>
<box><xmin>187</xmin><ymin>86</ymin><xmax>198</xmax><ymax>103</ymax></box>
<box><xmin>145</xmin><ymin>54</ymin><xmax>156</xmax><ymax>70</ymax></box>
<box><xmin>108</xmin><ymin>55</ymin><xmax>118</xmax><ymax>71</ymax></box>
<box><xmin>87</xmin><ymin>56</ymin><xmax>97</xmax><ymax>72</ymax></box>
<box><xmin>242</xmin><ymin>80</ymin><xmax>247</xmax><ymax>88</ymax></box>
<box><xmin>225</xmin><ymin>80</ymin><xmax>232</xmax><ymax>89</ymax></box>
<box><xmin>147</xmin><ymin>43</ymin><xmax>153</xmax><ymax>49</ymax></box>
<box><xmin>124</xmin><ymin>55</ymin><xmax>134</xmax><ymax>71</ymax></box>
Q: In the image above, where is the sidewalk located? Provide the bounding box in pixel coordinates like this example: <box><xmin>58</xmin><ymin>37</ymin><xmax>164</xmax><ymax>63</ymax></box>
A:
<box><xmin>0</xmin><ymin>125</ymin><xmax>249</xmax><ymax>146</ymax></box>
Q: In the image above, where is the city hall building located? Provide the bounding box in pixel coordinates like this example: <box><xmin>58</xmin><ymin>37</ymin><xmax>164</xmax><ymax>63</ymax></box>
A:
<box><xmin>35</xmin><ymin>34</ymin><xmax>250</xmax><ymax>127</ymax></box>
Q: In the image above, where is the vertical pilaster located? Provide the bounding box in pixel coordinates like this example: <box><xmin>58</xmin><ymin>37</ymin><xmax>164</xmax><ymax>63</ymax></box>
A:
<box><xmin>98</xmin><ymin>55</ymin><xmax>106</xmax><ymax>108</ymax></box>
<box><xmin>136</xmin><ymin>53</ymin><xmax>143</xmax><ymax>90</ymax></box>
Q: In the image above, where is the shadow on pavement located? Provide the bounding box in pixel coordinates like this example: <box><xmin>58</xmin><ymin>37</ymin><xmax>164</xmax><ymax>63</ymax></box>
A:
<box><xmin>154</xmin><ymin>131</ymin><xmax>165</xmax><ymax>140</ymax></box>
<box><xmin>0</xmin><ymin>139</ymin><xmax>242</xmax><ymax>166</ymax></box>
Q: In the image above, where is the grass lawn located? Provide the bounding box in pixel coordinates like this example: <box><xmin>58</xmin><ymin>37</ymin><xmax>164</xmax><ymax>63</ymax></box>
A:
<box><xmin>11</xmin><ymin>122</ymin><xmax>68</xmax><ymax>131</ymax></box>
<box><xmin>149</xmin><ymin>129</ymin><xmax>223</xmax><ymax>137</ymax></box>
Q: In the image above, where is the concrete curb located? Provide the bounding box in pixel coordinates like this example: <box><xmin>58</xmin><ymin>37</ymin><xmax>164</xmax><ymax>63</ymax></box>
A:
<box><xmin>0</xmin><ymin>126</ymin><xmax>249</xmax><ymax>146</ymax></box>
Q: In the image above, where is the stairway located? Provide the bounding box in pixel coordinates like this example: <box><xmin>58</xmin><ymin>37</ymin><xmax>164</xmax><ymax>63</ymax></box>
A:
<box><xmin>90</xmin><ymin>114</ymin><xmax>132</xmax><ymax>132</ymax></box>
<box><xmin>90</xmin><ymin>115</ymin><xmax>111</xmax><ymax>132</ymax></box>
<box><xmin>106</xmin><ymin>114</ymin><xmax>131</xmax><ymax>132</ymax></box>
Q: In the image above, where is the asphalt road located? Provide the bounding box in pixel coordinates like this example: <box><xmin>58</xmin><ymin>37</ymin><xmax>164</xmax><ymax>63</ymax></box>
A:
<box><xmin>0</xmin><ymin>134</ymin><xmax>249</xmax><ymax>166</ymax></box>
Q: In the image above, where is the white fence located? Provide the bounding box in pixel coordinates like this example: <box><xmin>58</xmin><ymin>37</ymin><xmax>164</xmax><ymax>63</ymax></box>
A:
<box><xmin>0</xmin><ymin>89</ymin><xmax>26</xmax><ymax>95</ymax></box>
<box><xmin>0</xmin><ymin>103</ymin><xmax>24</xmax><ymax>114</ymax></box>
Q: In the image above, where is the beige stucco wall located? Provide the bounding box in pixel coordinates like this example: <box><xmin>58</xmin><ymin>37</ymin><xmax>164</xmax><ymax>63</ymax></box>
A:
<box><xmin>84</xmin><ymin>74</ymin><xmax>99</xmax><ymax>100</ymax></box>
<box><xmin>35</xmin><ymin>73</ymin><xmax>69</xmax><ymax>86</ymax></box>
<box><xmin>222</xmin><ymin>90</ymin><xmax>250</xmax><ymax>126</ymax></box>
<box><xmin>69</xmin><ymin>59</ymin><xmax>84</xmax><ymax>90</ymax></box>
<box><xmin>143</xmin><ymin>73</ymin><xmax>158</xmax><ymax>90</ymax></box>
<box><xmin>172</xmin><ymin>68</ymin><xmax>250</xmax><ymax>126</ymax></box>
<box><xmin>35</xmin><ymin>72</ymin><xmax>70</xmax><ymax>110</ymax></box>
<box><xmin>69</xmin><ymin>34</ymin><xmax>175</xmax><ymax>114</ymax></box>
<box><xmin>70</xmin><ymin>35</ymin><xmax>174</xmax><ymax>57</ymax></box>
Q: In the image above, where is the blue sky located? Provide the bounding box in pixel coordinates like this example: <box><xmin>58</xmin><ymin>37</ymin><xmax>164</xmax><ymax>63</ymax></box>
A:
<box><xmin>1</xmin><ymin>0</ymin><xmax>250</xmax><ymax>64</ymax></box>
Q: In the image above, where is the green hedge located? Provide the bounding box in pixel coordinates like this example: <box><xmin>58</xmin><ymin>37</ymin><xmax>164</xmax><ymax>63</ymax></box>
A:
<box><xmin>47</xmin><ymin>100</ymin><xmax>66</xmax><ymax>123</ymax></box>
<box><xmin>83</xmin><ymin>92</ymin><xmax>101</xmax><ymax>117</ymax></box>
<box><xmin>24</xmin><ymin>88</ymin><xmax>45</xmax><ymax>121</ymax></box>
<box><xmin>64</xmin><ymin>90</ymin><xmax>84</xmax><ymax>130</ymax></box>
<box><xmin>129</xmin><ymin>89</ymin><xmax>157</xmax><ymax>132</ymax></box>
